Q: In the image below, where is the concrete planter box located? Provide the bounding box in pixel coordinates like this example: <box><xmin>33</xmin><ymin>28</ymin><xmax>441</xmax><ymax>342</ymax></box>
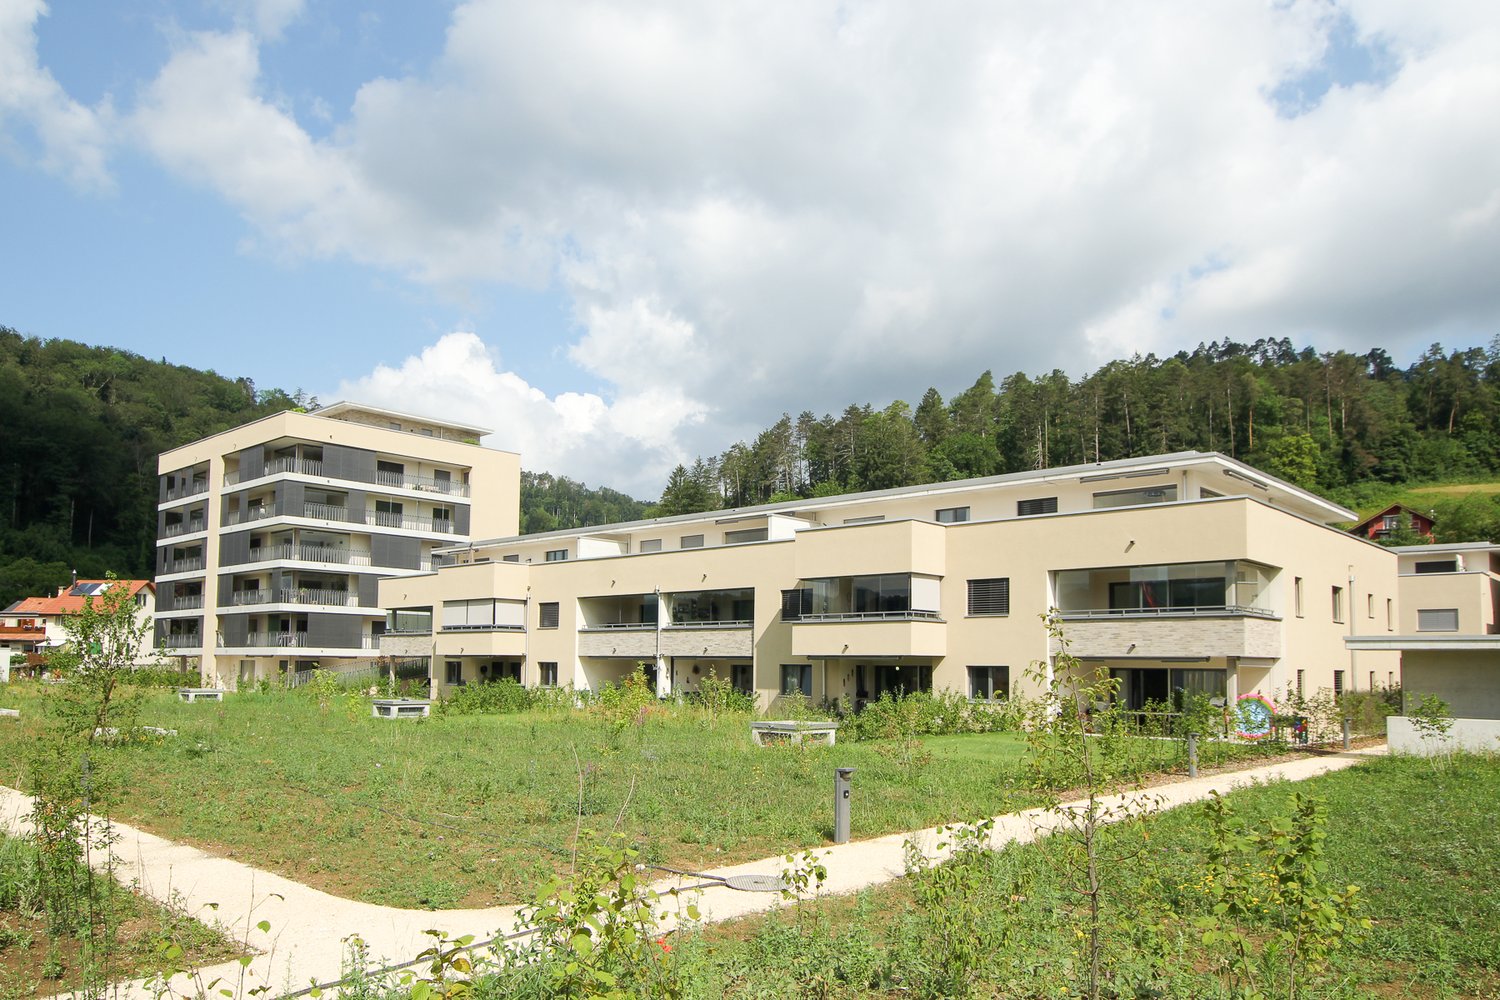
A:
<box><xmin>178</xmin><ymin>688</ymin><xmax>226</xmax><ymax>702</ymax></box>
<box><xmin>751</xmin><ymin>720</ymin><xmax>839</xmax><ymax>746</ymax></box>
<box><xmin>372</xmin><ymin>698</ymin><xmax>432</xmax><ymax>719</ymax></box>
<box><xmin>1388</xmin><ymin>715</ymin><xmax>1500</xmax><ymax>755</ymax></box>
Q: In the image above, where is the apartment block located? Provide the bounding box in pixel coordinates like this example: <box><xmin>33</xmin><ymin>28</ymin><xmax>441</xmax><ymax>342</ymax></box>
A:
<box><xmin>379</xmin><ymin>451</ymin><xmax>1400</xmax><ymax>711</ymax></box>
<box><xmin>155</xmin><ymin>402</ymin><xmax>518</xmax><ymax>688</ymax></box>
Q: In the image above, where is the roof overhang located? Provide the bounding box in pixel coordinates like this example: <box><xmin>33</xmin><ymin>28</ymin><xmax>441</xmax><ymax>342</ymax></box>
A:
<box><xmin>1346</xmin><ymin>634</ymin><xmax>1500</xmax><ymax>653</ymax></box>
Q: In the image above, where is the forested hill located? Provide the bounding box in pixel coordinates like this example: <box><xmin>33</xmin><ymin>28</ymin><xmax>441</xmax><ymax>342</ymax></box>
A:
<box><xmin>656</xmin><ymin>338</ymin><xmax>1500</xmax><ymax>536</ymax></box>
<box><xmin>0</xmin><ymin>328</ymin><xmax>648</xmax><ymax>607</ymax></box>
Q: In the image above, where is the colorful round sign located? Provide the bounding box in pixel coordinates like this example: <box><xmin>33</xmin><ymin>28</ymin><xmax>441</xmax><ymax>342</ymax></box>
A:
<box><xmin>1235</xmin><ymin>693</ymin><xmax>1276</xmax><ymax>741</ymax></box>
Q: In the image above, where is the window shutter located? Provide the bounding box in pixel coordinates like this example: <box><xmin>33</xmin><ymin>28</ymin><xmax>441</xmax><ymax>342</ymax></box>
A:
<box><xmin>539</xmin><ymin>602</ymin><xmax>560</xmax><ymax>629</ymax></box>
<box><xmin>1417</xmin><ymin>608</ymin><xmax>1459</xmax><ymax>632</ymax></box>
<box><xmin>967</xmin><ymin>578</ymin><xmax>1010</xmax><ymax>616</ymax></box>
<box><xmin>1017</xmin><ymin>497</ymin><xmax>1058</xmax><ymax>516</ymax></box>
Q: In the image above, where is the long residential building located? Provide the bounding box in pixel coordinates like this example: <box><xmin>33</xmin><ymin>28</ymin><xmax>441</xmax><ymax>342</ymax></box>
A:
<box><xmin>379</xmin><ymin>451</ymin><xmax>1400</xmax><ymax>710</ymax></box>
<box><xmin>155</xmin><ymin>402</ymin><xmax>518</xmax><ymax>687</ymax></box>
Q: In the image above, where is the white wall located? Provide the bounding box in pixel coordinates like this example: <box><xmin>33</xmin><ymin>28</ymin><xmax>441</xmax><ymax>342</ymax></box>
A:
<box><xmin>1387</xmin><ymin>715</ymin><xmax>1500</xmax><ymax>755</ymax></box>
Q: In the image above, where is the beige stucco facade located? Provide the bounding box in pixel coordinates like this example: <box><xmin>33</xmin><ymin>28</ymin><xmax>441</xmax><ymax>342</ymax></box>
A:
<box><xmin>381</xmin><ymin>451</ymin><xmax>1400</xmax><ymax>712</ymax></box>
<box><xmin>154</xmin><ymin>403</ymin><xmax>518</xmax><ymax>688</ymax></box>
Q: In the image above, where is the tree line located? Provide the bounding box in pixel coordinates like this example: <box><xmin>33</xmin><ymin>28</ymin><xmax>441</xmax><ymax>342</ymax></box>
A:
<box><xmin>656</xmin><ymin>338</ymin><xmax>1500</xmax><ymax>520</ymax></box>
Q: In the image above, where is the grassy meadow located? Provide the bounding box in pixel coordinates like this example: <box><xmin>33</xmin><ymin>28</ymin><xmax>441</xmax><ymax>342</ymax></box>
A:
<box><xmin>0</xmin><ymin>683</ymin><xmax>1274</xmax><ymax>910</ymax></box>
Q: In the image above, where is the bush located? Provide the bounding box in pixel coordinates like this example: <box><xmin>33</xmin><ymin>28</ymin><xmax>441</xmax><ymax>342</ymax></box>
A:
<box><xmin>122</xmin><ymin>665</ymin><xmax>199</xmax><ymax>689</ymax></box>
<box><xmin>842</xmin><ymin>691</ymin><xmax>1024</xmax><ymax>742</ymax></box>
<box><xmin>440</xmin><ymin>678</ymin><xmax>533</xmax><ymax>715</ymax></box>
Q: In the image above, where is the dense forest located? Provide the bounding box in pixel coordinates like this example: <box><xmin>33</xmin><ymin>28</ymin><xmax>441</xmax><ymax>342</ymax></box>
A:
<box><xmin>0</xmin><ymin>328</ymin><xmax>645</xmax><ymax>607</ymax></box>
<box><xmin>657</xmin><ymin>338</ymin><xmax>1500</xmax><ymax>540</ymax></box>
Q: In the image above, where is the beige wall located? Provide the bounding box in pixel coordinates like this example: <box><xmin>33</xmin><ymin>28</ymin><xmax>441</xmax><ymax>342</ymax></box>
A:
<box><xmin>1401</xmin><ymin>650</ymin><xmax>1500</xmax><ymax>719</ymax></box>
<box><xmin>1398</xmin><ymin>572</ymin><xmax>1498</xmax><ymax>634</ymax></box>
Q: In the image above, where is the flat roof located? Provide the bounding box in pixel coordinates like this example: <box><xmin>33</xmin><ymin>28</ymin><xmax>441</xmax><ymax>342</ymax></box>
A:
<box><xmin>314</xmin><ymin>401</ymin><xmax>492</xmax><ymax>437</ymax></box>
<box><xmin>1390</xmin><ymin>541</ymin><xmax>1500</xmax><ymax>554</ymax></box>
<box><xmin>445</xmin><ymin>450</ymin><xmax>1358</xmax><ymax>551</ymax></box>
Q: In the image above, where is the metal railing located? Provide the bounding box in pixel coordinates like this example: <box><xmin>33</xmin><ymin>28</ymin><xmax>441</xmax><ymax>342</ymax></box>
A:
<box><xmin>441</xmin><ymin>623</ymin><xmax>526</xmax><ymax>632</ymax></box>
<box><xmin>789</xmin><ymin>610</ymin><xmax>944</xmax><ymax>622</ymax></box>
<box><xmin>162</xmin><ymin>558</ymin><xmax>204</xmax><ymax>575</ymax></box>
<box><xmin>303</xmin><ymin>502</ymin><xmax>352</xmax><ymax>522</ymax></box>
<box><xmin>244</xmin><ymin>544</ymin><xmax>373</xmax><ymax>566</ymax></box>
<box><xmin>167</xmin><ymin>594</ymin><xmax>204</xmax><ymax>611</ymax></box>
<box><xmin>163</xmin><ymin>520</ymin><xmax>207</xmax><ymax>537</ymax></box>
<box><xmin>223</xmin><ymin>506</ymin><xmax>275</xmax><ymax>526</ymax></box>
<box><xmin>370</xmin><ymin>511</ymin><xmax>455</xmax><ymax>533</ymax></box>
<box><xmin>277</xmin><ymin>588</ymin><xmax>357</xmax><ymax>607</ymax></box>
<box><xmin>665</xmin><ymin>619</ymin><xmax>754</xmax><ymax>629</ymax></box>
<box><xmin>225</xmin><ymin>460</ymin><xmax>471</xmax><ymax>497</ymax></box>
<box><xmin>164</xmin><ymin>480</ymin><xmax>209</xmax><ymax>501</ymax></box>
<box><xmin>1056</xmin><ymin>604</ymin><xmax>1278</xmax><ymax>620</ymax></box>
<box><xmin>160</xmin><ymin>633</ymin><xmax>203</xmax><ymax>648</ymax></box>
<box><xmin>228</xmin><ymin>633</ymin><xmax>377</xmax><ymax>649</ymax></box>
<box><xmin>580</xmin><ymin>621</ymin><xmax>658</xmax><ymax>630</ymax></box>
<box><xmin>230</xmin><ymin>590</ymin><xmax>271</xmax><ymax>606</ymax></box>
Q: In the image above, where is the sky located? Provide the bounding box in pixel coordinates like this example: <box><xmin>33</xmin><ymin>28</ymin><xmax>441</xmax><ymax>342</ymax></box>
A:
<box><xmin>2</xmin><ymin>1</ymin><xmax>1498</xmax><ymax>499</ymax></box>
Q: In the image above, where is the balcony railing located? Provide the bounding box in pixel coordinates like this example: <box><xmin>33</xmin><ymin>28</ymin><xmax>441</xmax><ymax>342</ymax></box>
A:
<box><xmin>665</xmin><ymin>619</ymin><xmax>754</xmax><ymax>629</ymax></box>
<box><xmin>303</xmin><ymin>502</ymin><xmax>352</xmax><ymax>523</ymax></box>
<box><xmin>232</xmin><ymin>633</ymin><xmax>377</xmax><ymax>649</ymax></box>
<box><xmin>244</xmin><ymin>544</ymin><xmax>373</xmax><ymax>566</ymax></box>
<box><xmin>163</xmin><ymin>520</ymin><xmax>207</xmax><ymax>537</ymax></box>
<box><xmin>441</xmin><ymin>623</ymin><xmax>525</xmax><ymax>632</ymax></box>
<box><xmin>225</xmin><ymin>460</ymin><xmax>471</xmax><ymax>497</ymax></box>
<box><xmin>167</xmin><ymin>594</ymin><xmax>204</xmax><ymax>611</ymax></box>
<box><xmin>580</xmin><ymin>621</ymin><xmax>658</xmax><ymax>630</ymax></box>
<box><xmin>223</xmin><ymin>506</ymin><xmax>276</xmax><ymax>526</ymax></box>
<box><xmin>160</xmin><ymin>633</ymin><xmax>203</xmax><ymax>649</ymax></box>
<box><xmin>370</xmin><ymin>511</ymin><xmax>456</xmax><ymax>533</ymax></box>
<box><xmin>277</xmin><ymin>588</ymin><xmax>357</xmax><ymax>607</ymax></box>
<box><xmin>164</xmin><ymin>480</ymin><xmax>209</xmax><ymax>502</ymax></box>
<box><xmin>162</xmin><ymin>558</ymin><xmax>204</xmax><ymax>575</ymax></box>
<box><xmin>230</xmin><ymin>590</ymin><xmax>271</xmax><ymax>606</ymax></box>
<box><xmin>1055</xmin><ymin>604</ymin><xmax>1278</xmax><ymax>620</ymax></box>
<box><xmin>788</xmin><ymin>610</ymin><xmax>944</xmax><ymax>622</ymax></box>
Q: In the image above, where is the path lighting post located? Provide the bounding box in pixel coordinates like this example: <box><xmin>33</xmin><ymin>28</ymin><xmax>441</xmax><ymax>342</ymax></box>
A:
<box><xmin>834</xmin><ymin>767</ymin><xmax>855</xmax><ymax>844</ymax></box>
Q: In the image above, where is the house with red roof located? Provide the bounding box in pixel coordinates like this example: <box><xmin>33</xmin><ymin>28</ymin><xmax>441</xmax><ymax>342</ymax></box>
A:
<box><xmin>1348</xmin><ymin>503</ymin><xmax>1436</xmax><ymax>543</ymax></box>
<box><xmin>1</xmin><ymin>577</ymin><xmax>157</xmax><ymax>677</ymax></box>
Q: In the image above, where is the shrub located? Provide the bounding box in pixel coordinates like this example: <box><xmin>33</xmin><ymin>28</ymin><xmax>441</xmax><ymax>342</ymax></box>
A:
<box><xmin>439</xmin><ymin>678</ymin><xmax>533</xmax><ymax>715</ymax></box>
<box><xmin>842</xmin><ymin>691</ymin><xmax>1024</xmax><ymax>742</ymax></box>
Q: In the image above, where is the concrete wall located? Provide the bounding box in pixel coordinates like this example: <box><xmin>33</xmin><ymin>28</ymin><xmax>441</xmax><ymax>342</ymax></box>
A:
<box><xmin>1401</xmin><ymin>650</ymin><xmax>1500</xmax><ymax>719</ymax></box>
<box><xmin>1388</xmin><ymin>715</ymin><xmax>1500</xmax><ymax>754</ymax></box>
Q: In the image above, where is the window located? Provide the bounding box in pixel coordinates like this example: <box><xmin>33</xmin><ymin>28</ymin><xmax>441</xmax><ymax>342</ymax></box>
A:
<box><xmin>1333</xmin><ymin>670</ymin><xmax>1345</xmax><ymax>697</ymax></box>
<box><xmin>1296</xmin><ymin>669</ymin><xmax>1305</xmax><ymax>698</ymax></box>
<box><xmin>1331</xmin><ymin>586</ymin><xmax>1344</xmax><ymax>623</ymax></box>
<box><xmin>1294</xmin><ymin>577</ymin><xmax>1304</xmax><ymax>618</ymax></box>
<box><xmin>539</xmin><ymin>661</ymin><xmax>558</xmax><ymax>687</ymax></box>
<box><xmin>1414</xmin><ymin>559</ymin><xmax>1459</xmax><ymax>574</ymax></box>
<box><xmin>502</xmin><ymin>554</ymin><xmax>520</xmax><ymax>563</ymax></box>
<box><xmin>432</xmin><ymin>506</ymin><xmax>454</xmax><ymax>533</ymax></box>
<box><xmin>1367</xmin><ymin>593</ymin><xmax>1374</xmax><ymax>618</ymax></box>
<box><xmin>843</xmin><ymin>515</ymin><xmax>884</xmax><ymax>525</ymax></box>
<box><xmin>1381</xmin><ymin>514</ymin><xmax>1400</xmax><ymax>531</ymax></box>
<box><xmin>639</xmin><ymin>539</ymin><xmax>663</xmax><ymax>553</ymax></box>
<box><xmin>680</xmin><ymin>534</ymin><xmax>704</xmax><ymax>549</ymax></box>
<box><xmin>1092</xmin><ymin>484</ymin><xmax>1177</xmax><ymax>509</ymax></box>
<box><xmin>967</xmin><ymin>578</ymin><xmax>1010</xmax><ymax>616</ymax></box>
<box><xmin>545</xmin><ymin>549</ymin><xmax>569</xmax><ymax>562</ymax></box>
<box><xmin>1417</xmin><ymin>608</ymin><xmax>1459</xmax><ymax>632</ymax></box>
<box><xmin>1369</xmin><ymin>670</ymin><xmax>1376</xmax><ymax>690</ymax></box>
<box><xmin>1386</xmin><ymin>598</ymin><xmax>1393</xmax><ymax>631</ymax></box>
<box><xmin>539</xmin><ymin>602</ymin><xmax>560</xmax><ymax>629</ymax></box>
<box><xmin>780</xmin><ymin>663</ymin><xmax>812</xmax><ymax>697</ymax></box>
<box><xmin>1017</xmin><ymin>497</ymin><xmax>1058</xmax><ymax>517</ymax></box>
<box><xmin>935</xmin><ymin>506</ymin><xmax>970</xmax><ymax>523</ymax></box>
<box><xmin>968</xmin><ymin>665</ymin><xmax>1009</xmax><ymax>701</ymax></box>
<box><xmin>781</xmin><ymin>588</ymin><xmax>810</xmax><ymax>620</ymax></box>
<box><xmin>386</xmin><ymin>608</ymin><xmax>432</xmax><ymax>633</ymax></box>
<box><xmin>445</xmin><ymin>661</ymin><xmax>462</xmax><ymax>685</ymax></box>
<box><xmin>377</xmin><ymin>460</ymin><xmax>404</xmax><ymax>483</ymax></box>
<box><xmin>724</xmin><ymin>527</ymin><xmax>768</xmax><ymax>544</ymax></box>
<box><xmin>374</xmin><ymin>499</ymin><xmax>403</xmax><ymax>527</ymax></box>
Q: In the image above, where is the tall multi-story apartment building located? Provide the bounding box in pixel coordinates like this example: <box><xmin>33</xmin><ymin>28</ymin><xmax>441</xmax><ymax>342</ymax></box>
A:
<box><xmin>379</xmin><ymin>451</ymin><xmax>1400</xmax><ymax>711</ymax></box>
<box><xmin>155</xmin><ymin>403</ymin><xmax>518</xmax><ymax>688</ymax></box>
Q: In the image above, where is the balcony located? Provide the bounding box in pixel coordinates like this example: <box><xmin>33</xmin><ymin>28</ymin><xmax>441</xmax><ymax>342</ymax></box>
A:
<box><xmin>244</xmin><ymin>544</ymin><xmax>373</xmax><ymax>567</ymax></box>
<box><xmin>1054</xmin><ymin>614</ymin><xmax>1282</xmax><ymax>660</ymax></box>
<box><xmin>163</xmin><ymin>520</ymin><xmax>208</xmax><ymax>538</ymax></box>
<box><xmin>230</xmin><ymin>589</ymin><xmax>271</xmax><ymax>606</ymax></box>
<box><xmin>223</xmin><ymin>506</ymin><xmax>277</xmax><ymax>527</ymax></box>
<box><xmin>162</xmin><ymin>557</ymin><xmax>205</xmax><ymax>575</ymax></box>
<box><xmin>225</xmin><ymin>459</ymin><xmax>471</xmax><ymax>497</ymax></box>
<box><xmin>165</xmin><ymin>594</ymin><xmax>204</xmax><ymax>611</ymax></box>
<box><xmin>660</xmin><ymin>621</ymin><xmax>753</xmax><ymax>658</ymax></box>
<box><xmin>304</xmin><ymin>502</ymin><xmax>353</xmax><ymax>523</ymax></box>
<box><xmin>370</xmin><ymin>511</ymin><xmax>456</xmax><ymax>533</ymax></box>
<box><xmin>790</xmin><ymin>617</ymin><xmax>947</xmax><ymax>658</ymax></box>
<box><xmin>230</xmin><ymin>633</ymin><xmax>377</xmax><ymax>649</ymax></box>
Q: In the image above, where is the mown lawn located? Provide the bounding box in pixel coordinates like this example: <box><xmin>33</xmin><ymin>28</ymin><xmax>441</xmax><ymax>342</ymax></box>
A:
<box><xmin>0</xmin><ymin>684</ymin><xmax>1271</xmax><ymax>910</ymax></box>
<box><xmin>656</xmin><ymin>753</ymin><xmax>1500</xmax><ymax>1000</ymax></box>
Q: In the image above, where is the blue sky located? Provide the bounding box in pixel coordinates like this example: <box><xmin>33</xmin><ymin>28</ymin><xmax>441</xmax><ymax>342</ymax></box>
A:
<box><xmin>2</xmin><ymin>1</ymin><xmax>1498</xmax><ymax>496</ymax></box>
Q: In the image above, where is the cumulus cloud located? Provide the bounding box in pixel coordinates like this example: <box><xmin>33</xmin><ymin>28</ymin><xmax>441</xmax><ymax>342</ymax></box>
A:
<box><xmin>23</xmin><ymin>0</ymin><xmax>1500</xmax><ymax>489</ymax></box>
<box><xmin>336</xmin><ymin>332</ymin><xmax>705</xmax><ymax>497</ymax></box>
<box><xmin>0</xmin><ymin>0</ymin><xmax>112</xmax><ymax>190</ymax></box>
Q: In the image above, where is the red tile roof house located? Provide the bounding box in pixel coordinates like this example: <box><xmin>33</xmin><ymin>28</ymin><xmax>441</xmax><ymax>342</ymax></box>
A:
<box><xmin>2</xmin><ymin>579</ymin><xmax>157</xmax><ymax>678</ymax></box>
<box><xmin>1348</xmin><ymin>503</ymin><xmax>1436</xmax><ymax>543</ymax></box>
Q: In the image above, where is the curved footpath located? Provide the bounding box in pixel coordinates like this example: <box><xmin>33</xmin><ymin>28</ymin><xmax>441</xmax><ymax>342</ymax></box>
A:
<box><xmin>0</xmin><ymin>746</ymin><xmax>1385</xmax><ymax>1000</ymax></box>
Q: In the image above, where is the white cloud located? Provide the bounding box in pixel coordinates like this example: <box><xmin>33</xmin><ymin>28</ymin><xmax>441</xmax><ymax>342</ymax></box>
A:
<box><xmin>0</xmin><ymin>0</ymin><xmax>112</xmax><ymax>190</ymax></box>
<box><xmin>336</xmin><ymin>332</ymin><xmax>704</xmax><ymax>497</ymax></box>
<box><xmin>24</xmin><ymin>0</ymin><xmax>1500</xmax><ymax>490</ymax></box>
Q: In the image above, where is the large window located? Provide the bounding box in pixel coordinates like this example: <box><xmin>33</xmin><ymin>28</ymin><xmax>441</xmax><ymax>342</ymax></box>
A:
<box><xmin>385</xmin><ymin>608</ymin><xmax>433</xmax><ymax>633</ymax></box>
<box><xmin>967</xmin><ymin>578</ymin><xmax>1010</xmax><ymax>616</ymax></box>
<box><xmin>670</xmin><ymin>588</ymin><xmax>754</xmax><ymax>624</ymax></box>
<box><xmin>780</xmin><ymin>663</ymin><xmax>812</xmax><ymax>697</ymax></box>
<box><xmin>782</xmin><ymin>574</ymin><xmax>939</xmax><ymax>619</ymax></box>
<box><xmin>1092</xmin><ymin>484</ymin><xmax>1177</xmax><ymax>509</ymax></box>
<box><xmin>1414</xmin><ymin>559</ymin><xmax>1458</xmax><ymax>574</ymax></box>
<box><xmin>442</xmin><ymin>600</ymin><xmax>525</xmax><ymax>630</ymax></box>
<box><xmin>968</xmin><ymin>665</ymin><xmax>1009</xmax><ymax>701</ymax></box>
<box><xmin>1055</xmin><ymin>561</ymin><xmax>1272</xmax><ymax>616</ymax></box>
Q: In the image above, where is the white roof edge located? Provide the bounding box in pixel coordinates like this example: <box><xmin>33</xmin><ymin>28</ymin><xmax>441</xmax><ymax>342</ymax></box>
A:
<box><xmin>313</xmin><ymin>400</ymin><xmax>494</xmax><ymax>438</ymax></box>
<box><xmin>1390</xmin><ymin>541</ymin><xmax>1500</xmax><ymax>554</ymax></box>
<box><xmin>446</xmin><ymin>450</ymin><xmax>1354</xmax><ymax>552</ymax></box>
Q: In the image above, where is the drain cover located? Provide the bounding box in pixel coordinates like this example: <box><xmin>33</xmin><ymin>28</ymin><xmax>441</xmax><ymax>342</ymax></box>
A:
<box><xmin>721</xmin><ymin>874</ymin><xmax>787</xmax><ymax>893</ymax></box>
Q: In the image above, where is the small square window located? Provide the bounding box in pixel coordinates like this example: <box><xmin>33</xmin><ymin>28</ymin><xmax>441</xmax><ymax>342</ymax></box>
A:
<box><xmin>539</xmin><ymin>661</ymin><xmax>559</xmax><ymax>687</ymax></box>
<box><xmin>539</xmin><ymin>602</ymin><xmax>560</xmax><ymax>629</ymax></box>
<box><xmin>639</xmin><ymin>539</ymin><xmax>663</xmax><ymax>553</ymax></box>
<box><xmin>968</xmin><ymin>665</ymin><xmax>1009</xmax><ymax>701</ymax></box>
<box><xmin>780</xmin><ymin>663</ymin><xmax>812</xmax><ymax>697</ymax></box>
<box><xmin>445</xmin><ymin>661</ymin><xmax>462</xmax><ymax>685</ymax></box>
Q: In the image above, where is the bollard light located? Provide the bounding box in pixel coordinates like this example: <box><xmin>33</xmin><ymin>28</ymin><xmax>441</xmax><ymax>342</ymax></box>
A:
<box><xmin>834</xmin><ymin>767</ymin><xmax>855</xmax><ymax>844</ymax></box>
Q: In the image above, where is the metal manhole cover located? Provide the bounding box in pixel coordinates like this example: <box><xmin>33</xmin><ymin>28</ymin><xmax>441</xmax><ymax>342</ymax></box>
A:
<box><xmin>721</xmin><ymin>874</ymin><xmax>787</xmax><ymax>892</ymax></box>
